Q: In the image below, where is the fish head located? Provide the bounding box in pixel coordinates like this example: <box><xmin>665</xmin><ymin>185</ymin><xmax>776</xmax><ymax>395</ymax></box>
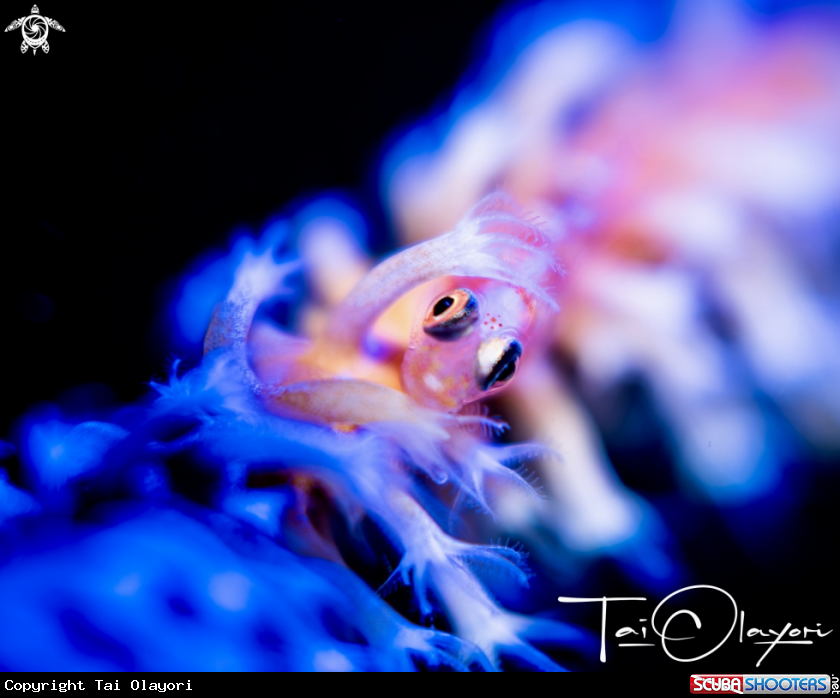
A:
<box><xmin>400</xmin><ymin>276</ymin><xmax>535</xmax><ymax>410</ymax></box>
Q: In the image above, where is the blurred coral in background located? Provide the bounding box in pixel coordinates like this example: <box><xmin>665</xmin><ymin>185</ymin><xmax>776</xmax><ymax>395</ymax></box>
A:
<box><xmin>384</xmin><ymin>0</ymin><xmax>840</xmax><ymax>560</ymax></box>
<box><xmin>1</xmin><ymin>0</ymin><xmax>838</xmax><ymax>671</ymax></box>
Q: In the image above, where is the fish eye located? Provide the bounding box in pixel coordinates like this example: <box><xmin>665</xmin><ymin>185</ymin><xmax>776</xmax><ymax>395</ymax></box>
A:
<box><xmin>433</xmin><ymin>296</ymin><xmax>454</xmax><ymax>316</ymax></box>
<box><xmin>423</xmin><ymin>288</ymin><xmax>479</xmax><ymax>341</ymax></box>
<box><xmin>475</xmin><ymin>336</ymin><xmax>522</xmax><ymax>391</ymax></box>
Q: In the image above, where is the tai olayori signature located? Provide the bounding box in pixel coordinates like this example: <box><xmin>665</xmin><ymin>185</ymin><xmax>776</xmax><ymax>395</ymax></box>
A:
<box><xmin>558</xmin><ymin>584</ymin><xmax>833</xmax><ymax>666</ymax></box>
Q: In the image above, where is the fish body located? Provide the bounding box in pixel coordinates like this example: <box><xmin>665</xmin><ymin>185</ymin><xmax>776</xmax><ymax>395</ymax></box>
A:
<box><xmin>204</xmin><ymin>191</ymin><xmax>560</xmax><ymax>428</ymax></box>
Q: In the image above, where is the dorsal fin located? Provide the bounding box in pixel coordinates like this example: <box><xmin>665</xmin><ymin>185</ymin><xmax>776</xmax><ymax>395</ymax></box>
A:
<box><xmin>465</xmin><ymin>191</ymin><xmax>550</xmax><ymax>247</ymax></box>
<box><xmin>466</xmin><ymin>191</ymin><xmax>527</xmax><ymax>221</ymax></box>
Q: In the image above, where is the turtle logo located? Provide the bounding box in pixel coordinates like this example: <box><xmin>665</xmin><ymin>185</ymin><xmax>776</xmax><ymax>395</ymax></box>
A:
<box><xmin>5</xmin><ymin>5</ymin><xmax>64</xmax><ymax>55</ymax></box>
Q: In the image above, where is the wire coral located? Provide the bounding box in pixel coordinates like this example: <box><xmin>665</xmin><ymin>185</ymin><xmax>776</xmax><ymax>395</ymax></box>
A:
<box><xmin>0</xmin><ymin>195</ymin><xmax>583</xmax><ymax>671</ymax></box>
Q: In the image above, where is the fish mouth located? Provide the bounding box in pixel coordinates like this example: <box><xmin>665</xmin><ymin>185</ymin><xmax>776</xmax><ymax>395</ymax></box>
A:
<box><xmin>475</xmin><ymin>335</ymin><xmax>522</xmax><ymax>391</ymax></box>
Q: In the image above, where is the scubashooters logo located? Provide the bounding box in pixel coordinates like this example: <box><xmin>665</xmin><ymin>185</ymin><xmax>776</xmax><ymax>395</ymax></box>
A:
<box><xmin>690</xmin><ymin>674</ymin><xmax>832</xmax><ymax>694</ymax></box>
<box><xmin>4</xmin><ymin>5</ymin><xmax>64</xmax><ymax>55</ymax></box>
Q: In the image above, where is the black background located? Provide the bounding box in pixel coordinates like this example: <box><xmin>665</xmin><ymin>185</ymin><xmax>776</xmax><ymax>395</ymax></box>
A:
<box><xmin>1</xmin><ymin>1</ymin><xmax>836</xmax><ymax>673</ymax></box>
